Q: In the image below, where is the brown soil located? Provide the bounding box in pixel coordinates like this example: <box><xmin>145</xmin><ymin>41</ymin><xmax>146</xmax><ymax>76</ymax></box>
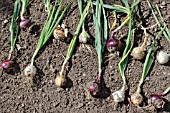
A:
<box><xmin>0</xmin><ymin>0</ymin><xmax>170</xmax><ymax>113</ymax></box>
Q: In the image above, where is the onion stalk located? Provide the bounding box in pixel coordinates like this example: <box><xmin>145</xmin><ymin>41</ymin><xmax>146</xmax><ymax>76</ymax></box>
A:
<box><xmin>55</xmin><ymin>0</ymin><xmax>91</xmax><ymax>88</ymax></box>
<box><xmin>44</xmin><ymin>0</ymin><xmax>51</xmax><ymax>13</ymax></box>
<box><xmin>112</xmin><ymin>0</ymin><xmax>140</xmax><ymax>104</ymax></box>
<box><xmin>131</xmin><ymin>24</ymin><xmax>157</xmax><ymax>60</ymax></box>
<box><xmin>88</xmin><ymin>0</ymin><xmax>108</xmax><ymax>96</ymax></box>
<box><xmin>130</xmin><ymin>28</ymin><xmax>165</xmax><ymax>106</ymax></box>
<box><xmin>147</xmin><ymin>0</ymin><xmax>170</xmax><ymax>43</ymax></box>
<box><xmin>24</xmin><ymin>0</ymin><xmax>72</xmax><ymax>79</ymax></box>
<box><xmin>78</xmin><ymin>0</ymin><xmax>90</xmax><ymax>44</ymax></box>
<box><xmin>1</xmin><ymin>0</ymin><xmax>21</xmax><ymax>72</ymax></box>
<box><xmin>20</xmin><ymin>0</ymin><xmax>30</xmax><ymax>28</ymax></box>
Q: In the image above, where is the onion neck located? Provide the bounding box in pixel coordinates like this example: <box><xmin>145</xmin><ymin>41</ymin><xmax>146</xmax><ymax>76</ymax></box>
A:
<box><xmin>60</xmin><ymin>58</ymin><xmax>68</xmax><ymax>78</ymax></box>
<box><xmin>137</xmin><ymin>85</ymin><xmax>141</xmax><ymax>93</ymax></box>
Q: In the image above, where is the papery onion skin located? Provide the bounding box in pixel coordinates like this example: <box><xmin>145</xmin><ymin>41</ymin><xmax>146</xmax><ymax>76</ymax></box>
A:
<box><xmin>24</xmin><ymin>64</ymin><xmax>37</xmax><ymax>76</ymax></box>
<box><xmin>79</xmin><ymin>31</ymin><xmax>90</xmax><ymax>43</ymax></box>
<box><xmin>112</xmin><ymin>90</ymin><xmax>125</xmax><ymax>103</ymax></box>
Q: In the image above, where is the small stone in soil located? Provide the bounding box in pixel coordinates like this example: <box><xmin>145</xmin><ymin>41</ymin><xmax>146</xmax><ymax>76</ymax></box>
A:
<box><xmin>3</xmin><ymin>19</ymin><xmax>8</xmax><ymax>24</ymax></box>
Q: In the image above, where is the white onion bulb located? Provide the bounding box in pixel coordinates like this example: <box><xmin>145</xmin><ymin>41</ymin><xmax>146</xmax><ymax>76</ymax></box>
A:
<box><xmin>157</xmin><ymin>51</ymin><xmax>169</xmax><ymax>64</ymax></box>
<box><xmin>112</xmin><ymin>90</ymin><xmax>125</xmax><ymax>103</ymax></box>
<box><xmin>24</xmin><ymin>64</ymin><xmax>37</xmax><ymax>76</ymax></box>
<box><xmin>79</xmin><ymin>30</ymin><xmax>90</xmax><ymax>43</ymax></box>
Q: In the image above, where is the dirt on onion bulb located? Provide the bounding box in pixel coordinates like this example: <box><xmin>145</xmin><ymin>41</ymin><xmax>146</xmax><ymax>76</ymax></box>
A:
<box><xmin>156</xmin><ymin>51</ymin><xmax>170</xmax><ymax>64</ymax></box>
<box><xmin>131</xmin><ymin>25</ymin><xmax>150</xmax><ymax>60</ymax></box>
<box><xmin>131</xmin><ymin>47</ymin><xmax>145</xmax><ymax>60</ymax></box>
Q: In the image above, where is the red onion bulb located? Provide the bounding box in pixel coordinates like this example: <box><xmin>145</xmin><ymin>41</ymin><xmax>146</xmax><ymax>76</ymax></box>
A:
<box><xmin>89</xmin><ymin>81</ymin><xmax>101</xmax><ymax>96</ymax></box>
<box><xmin>20</xmin><ymin>18</ymin><xmax>30</xmax><ymax>28</ymax></box>
<box><xmin>106</xmin><ymin>38</ymin><xmax>121</xmax><ymax>53</ymax></box>
<box><xmin>150</xmin><ymin>94</ymin><xmax>165</xmax><ymax>109</ymax></box>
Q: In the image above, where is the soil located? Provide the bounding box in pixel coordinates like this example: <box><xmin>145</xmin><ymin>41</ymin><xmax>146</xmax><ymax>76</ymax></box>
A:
<box><xmin>0</xmin><ymin>0</ymin><xmax>170</xmax><ymax>113</ymax></box>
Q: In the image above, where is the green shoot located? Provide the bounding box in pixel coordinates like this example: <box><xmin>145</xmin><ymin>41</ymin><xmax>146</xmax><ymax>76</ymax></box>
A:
<box><xmin>44</xmin><ymin>0</ymin><xmax>51</xmax><ymax>13</ymax></box>
<box><xmin>147</xmin><ymin>0</ymin><xmax>170</xmax><ymax>43</ymax></box>
<box><xmin>20</xmin><ymin>0</ymin><xmax>29</xmax><ymax>20</ymax></box>
<box><xmin>88</xmin><ymin>0</ymin><xmax>108</xmax><ymax>96</ymax></box>
<box><xmin>155</xmin><ymin>5</ymin><xmax>170</xmax><ymax>41</ymax></box>
<box><xmin>78</xmin><ymin>0</ymin><xmax>90</xmax><ymax>43</ymax></box>
<box><xmin>162</xmin><ymin>86</ymin><xmax>170</xmax><ymax>95</ymax></box>
<box><xmin>92</xmin><ymin>2</ymin><xmax>129</xmax><ymax>14</ymax></box>
<box><xmin>9</xmin><ymin>0</ymin><xmax>21</xmax><ymax>59</ymax></box>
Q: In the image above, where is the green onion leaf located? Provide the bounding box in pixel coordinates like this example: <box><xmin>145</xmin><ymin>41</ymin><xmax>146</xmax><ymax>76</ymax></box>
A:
<box><xmin>65</xmin><ymin>0</ymin><xmax>91</xmax><ymax>60</ymax></box>
<box><xmin>138</xmin><ymin>28</ymin><xmax>164</xmax><ymax>87</ymax></box>
<box><xmin>147</xmin><ymin>0</ymin><xmax>170</xmax><ymax>43</ymax></box>
<box><xmin>9</xmin><ymin>0</ymin><xmax>21</xmax><ymax>55</ymax></box>
<box><xmin>31</xmin><ymin>0</ymin><xmax>72</xmax><ymax>65</ymax></box>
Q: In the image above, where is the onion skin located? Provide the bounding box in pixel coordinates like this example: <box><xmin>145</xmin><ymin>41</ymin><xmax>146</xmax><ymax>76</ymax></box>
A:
<box><xmin>20</xmin><ymin>19</ymin><xmax>30</xmax><ymax>28</ymax></box>
<box><xmin>24</xmin><ymin>65</ymin><xmax>37</xmax><ymax>76</ymax></box>
<box><xmin>79</xmin><ymin>31</ymin><xmax>90</xmax><ymax>43</ymax></box>
<box><xmin>106</xmin><ymin>38</ymin><xmax>121</xmax><ymax>53</ymax></box>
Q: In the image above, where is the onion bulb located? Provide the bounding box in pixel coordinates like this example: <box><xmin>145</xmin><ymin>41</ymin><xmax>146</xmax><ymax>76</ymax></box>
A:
<box><xmin>156</xmin><ymin>51</ymin><xmax>169</xmax><ymax>64</ymax></box>
<box><xmin>55</xmin><ymin>72</ymin><xmax>67</xmax><ymax>88</ymax></box>
<box><xmin>150</xmin><ymin>94</ymin><xmax>165</xmax><ymax>109</ymax></box>
<box><xmin>130</xmin><ymin>91</ymin><xmax>143</xmax><ymax>105</ymax></box>
<box><xmin>106</xmin><ymin>38</ymin><xmax>122</xmax><ymax>53</ymax></box>
<box><xmin>53</xmin><ymin>27</ymin><xmax>66</xmax><ymax>41</ymax></box>
<box><xmin>79</xmin><ymin>30</ymin><xmax>90</xmax><ymax>43</ymax></box>
<box><xmin>131</xmin><ymin>47</ymin><xmax>145</xmax><ymax>60</ymax></box>
<box><xmin>112</xmin><ymin>90</ymin><xmax>125</xmax><ymax>103</ymax></box>
<box><xmin>89</xmin><ymin>81</ymin><xmax>101</xmax><ymax>96</ymax></box>
<box><xmin>24</xmin><ymin>64</ymin><xmax>37</xmax><ymax>76</ymax></box>
<box><xmin>1</xmin><ymin>59</ymin><xmax>14</xmax><ymax>72</ymax></box>
<box><xmin>20</xmin><ymin>18</ymin><xmax>30</xmax><ymax>28</ymax></box>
